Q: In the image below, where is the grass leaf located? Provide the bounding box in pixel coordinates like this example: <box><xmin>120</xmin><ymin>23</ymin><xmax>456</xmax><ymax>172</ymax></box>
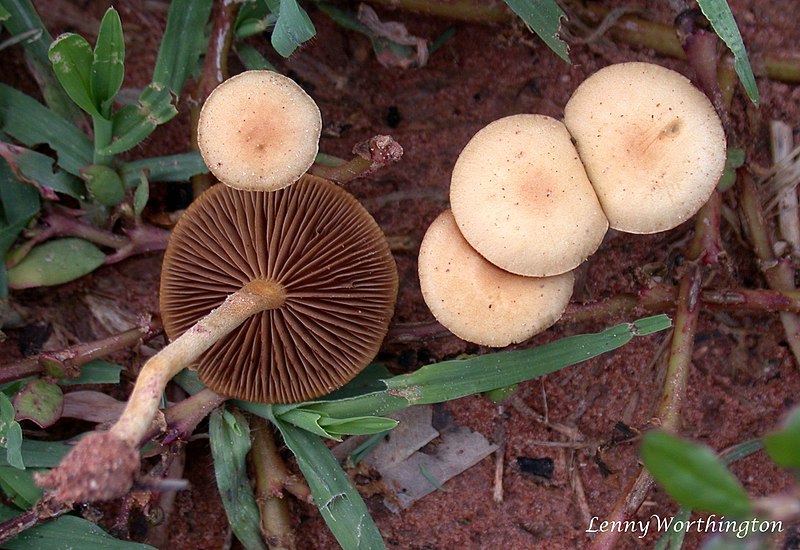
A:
<box><xmin>0</xmin><ymin>0</ymin><xmax>84</xmax><ymax>122</ymax></box>
<box><xmin>503</xmin><ymin>0</ymin><xmax>569</xmax><ymax>63</ymax></box>
<box><xmin>11</xmin><ymin>147</ymin><xmax>84</xmax><ymax>199</ymax></box>
<box><xmin>0</xmin><ymin>467</ymin><xmax>41</xmax><ymax>508</ymax></box>
<box><xmin>764</xmin><ymin>406</ymin><xmax>800</xmax><ymax>468</ymax></box>
<box><xmin>91</xmin><ymin>8</ymin><xmax>125</xmax><ymax>117</ymax></box>
<box><xmin>105</xmin><ymin>84</ymin><xmax>177</xmax><ymax>155</ymax></box>
<box><xmin>7</xmin><ymin>238</ymin><xmax>105</xmax><ymax>289</ymax></box>
<box><xmin>119</xmin><ymin>152</ymin><xmax>208</xmax><ymax>188</ymax></box>
<box><xmin>48</xmin><ymin>33</ymin><xmax>98</xmax><ymax>116</ymax></box>
<box><xmin>133</xmin><ymin>173</ymin><xmax>149</xmax><ymax>216</ymax></box>
<box><xmin>0</xmin><ymin>439</ymin><xmax>73</xmax><ymax>469</ymax></box>
<box><xmin>58</xmin><ymin>359</ymin><xmax>124</xmax><ymax>386</ymax></box>
<box><xmin>268</xmin><ymin>0</ymin><xmax>316</xmax><ymax>57</ymax></box>
<box><xmin>0</xmin><ymin>84</ymin><xmax>93</xmax><ymax>175</ymax></box>
<box><xmin>273</xmin><ymin>414</ymin><xmax>387</xmax><ymax>550</ymax></box>
<box><xmin>697</xmin><ymin>0</ymin><xmax>759</xmax><ymax>105</ymax></box>
<box><xmin>641</xmin><ymin>430</ymin><xmax>753</xmax><ymax>518</ymax></box>
<box><xmin>0</xmin><ymin>503</ymin><xmax>156</xmax><ymax>549</ymax></box>
<box><xmin>152</xmin><ymin>0</ymin><xmax>212</xmax><ymax>93</ymax></box>
<box><xmin>209</xmin><ymin>408</ymin><xmax>268</xmax><ymax>550</ymax></box>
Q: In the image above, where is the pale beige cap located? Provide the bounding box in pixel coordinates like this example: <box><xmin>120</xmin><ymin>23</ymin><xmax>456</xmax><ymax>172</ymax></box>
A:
<box><xmin>197</xmin><ymin>70</ymin><xmax>322</xmax><ymax>192</ymax></box>
<box><xmin>418</xmin><ymin>210</ymin><xmax>574</xmax><ymax>347</ymax></box>
<box><xmin>564</xmin><ymin>62</ymin><xmax>726</xmax><ymax>233</ymax></box>
<box><xmin>450</xmin><ymin>114</ymin><xmax>608</xmax><ymax>278</ymax></box>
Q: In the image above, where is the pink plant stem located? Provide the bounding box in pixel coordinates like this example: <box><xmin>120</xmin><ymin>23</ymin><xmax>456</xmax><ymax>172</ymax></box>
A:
<box><xmin>0</xmin><ymin>323</ymin><xmax>159</xmax><ymax>383</ymax></box>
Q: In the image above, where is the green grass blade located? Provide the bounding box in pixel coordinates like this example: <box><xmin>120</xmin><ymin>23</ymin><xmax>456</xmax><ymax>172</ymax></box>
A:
<box><xmin>0</xmin><ymin>84</ymin><xmax>92</xmax><ymax>175</ymax></box>
<box><xmin>119</xmin><ymin>152</ymin><xmax>208</xmax><ymax>187</ymax></box>
<box><xmin>91</xmin><ymin>8</ymin><xmax>125</xmax><ymax>117</ymax></box>
<box><xmin>48</xmin><ymin>33</ymin><xmax>99</xmax><ymax>117</ymax></box>
<box><xmin>383</xmin><ymin>315</ymin><xmax>671</xmax><ymax>405</ymax></box>
<box><xmin>0</xmin><ymin>467</ymin><xmax>41</xmax><ymax>508</ymax></box>
<box><xmin>0</xmin><ymin>0</ymin><xmax>84</xmax><ymax>122</ymax></box>
<box><xmin>0</xmin><ymin>3</ymin><xmax>9</xmax><ymax>20</ymax></box>
<box><xmin>0</xmin><ymin>160</ymin><xmax>40</xmax><ymax>230</ymax></box>
<box><xmin>697</xmin><ymin>0</ymin><xmax>759</xmax><ymax>105</ymax></box>
<box><xmin>0</xmin><ymin>504</ymin><xmax>156</xmax><ymax>549</ymax></box>
<box><xmin>268</xmin><ymin>0</ymin><xmax>316</xmax><ymax>57</ymax></box>
<box><xmin>11</xmin><ymin>148</ymin><xmax>84</xmax><ymax>198</ymax></box>
<box><xmin>152</xmin><ymin>0</ymin><xmax>212</xmax><ymax>93</ymax></box>
<box><xmin>105</xmin><ymin>85</ymin><xmax>177</xmax><ymax>155</ymax></box>
<box><xmin>641</xmin><ymin>430</ymin><xmax>753</xmax><ymax>518</ymax></box>
<box><xmin>272</xmin><ymin>414</ymin><xmax>387</xmax><ymax>550</ymax></box>
<box><xmin>503</xmin><ymin>0</ymin><xmax>569</xmax><ymax>63</ymax></box>
<box><xmin>58</xmin><ymin>359</ymin><xmax>123</xmax><ymax>386</ymax></box>
<box><xmin>236</xmin><ymin>43</ymin><xmax>278</xmax><ymax>72</ymax></box>
<box><xmin>653</xmin><ymin>506</ymin><xmax>691</xmax><ymax>550</ymax></box>
<box><xmin>209</xmin><ymin>408</ymin><xmax>268</xmax><ymax>550</ymax></box>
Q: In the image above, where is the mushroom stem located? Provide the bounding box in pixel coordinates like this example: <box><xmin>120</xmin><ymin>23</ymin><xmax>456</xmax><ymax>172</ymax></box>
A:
<box><xmin>35</xmin><ymin>279</ymin><xmax>286</xmax><ymax>503</ymax></box>
<box><xmin>111</xmin><ymin>279</ymin><xmax>286</xmax><ymax>447</ymax></box>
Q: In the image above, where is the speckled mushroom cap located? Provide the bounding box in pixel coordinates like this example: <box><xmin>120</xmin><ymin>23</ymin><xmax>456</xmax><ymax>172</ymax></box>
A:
<box><xmin>450</xmin><ymin>114</ymin><xmax>608</xmax><ymax>278</ymax></box>
<box><xmin>160</xmin><ymin>176</ymin><xmax>398</xmax><ymax>403</ymax></box>
<box><xmin>564</xmin><ymin>62</ymin><xmax>726</xmax><ymax>234</ymax></box>
<box><xmin>418</xmin><ymin>210</ymin><xmax>574</xmax><ymax>347</ymax></box>
<box><xmin>197</xmin><ymin>70</ymin><xmax>322</xmax><ymax>192</ymax></box>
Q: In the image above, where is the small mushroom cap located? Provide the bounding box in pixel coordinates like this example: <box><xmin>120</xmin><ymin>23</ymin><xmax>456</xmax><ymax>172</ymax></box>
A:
<box><xmin>450</xmin><ymin>114</ymin><xmax>608</xmax><ymax>278</ymax></box>
<box><xmin>197</xmin><ymin>70</ymin><xmax>322</xmax><ymax>192</ymax></box>
<box><xmin>160</xmin><ymin>176</ymin><xmax>398</xmax><ymax>403</ymax></box>
<box><xmin>418</xmin><ymin>210</ymin><xmax>574</xmax><ymax>347</ymax></box>
<box><xmin>564</xmin><ymin>62</ymin><xmax>727</xmax><ymax>234</ymax></box>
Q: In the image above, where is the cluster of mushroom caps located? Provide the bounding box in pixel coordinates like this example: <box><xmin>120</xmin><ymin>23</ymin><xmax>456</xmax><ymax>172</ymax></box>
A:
<box><xmin>419</xmin><ymin>62</ymin><xmax>727</xmax><ymax>347</ymax></box>
<box><xmin>37</xmin><ymin>71</ymin><xmax>399</xmax><ymax>503</ymax></box>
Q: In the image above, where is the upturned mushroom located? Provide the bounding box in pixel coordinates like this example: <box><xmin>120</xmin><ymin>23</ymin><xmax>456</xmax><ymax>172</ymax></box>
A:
<box><xmin>197</xmin><ymin>70</ymin><xmax>322</xmax><ymax>192</ymax></box>
<box><xmin>449</xmin><ymin>114</ymin><xmax>609</xmax><ymax>278</ymax></box>
<box><xmin>37</xmin><ymin>71</ymin><xmax>397</xmax><ymax>503</ymax></box>
<box><xmin>563</xmin><ymin>62</ymin><xmax>726</xmax><ymax>233</ymax></box>
<box><xmin>418</xmin><ymin>209</ymin><xmax>574</xmax><ymax>347</ymax></box>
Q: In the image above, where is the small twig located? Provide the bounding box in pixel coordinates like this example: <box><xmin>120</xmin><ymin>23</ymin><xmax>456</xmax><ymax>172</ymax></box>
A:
<box><xmin>492</xmin><ymin>406</ymin><xmax>506</xmax><ymax>503</ymax></box>
<box><xmin>190</xmin><ymin>0</ymin><xmax>239</xmax><ymax>198</ymax></box>
<box><xmin>311</xmin><ymin>135</ymin><xmax>403</xmax><ymax>183</ymax></box>
<box><xmin>768</xmin><ymin>121</ymin><xmax>800</xmax><ymax>256</ymax></box>
<box><xmin>0</xmin><ymin>322</ymin><xmax>160</xmax><ymax>383</ymax></box>
<box><xmin>0</xmin><ymin>495</ymin><xmax>72</xmax><ymax>545</ymax></box>
<box><xmin>250</xmin><ymin>415</ymin><xmax>297</xmax><ymax>550</ymax></box>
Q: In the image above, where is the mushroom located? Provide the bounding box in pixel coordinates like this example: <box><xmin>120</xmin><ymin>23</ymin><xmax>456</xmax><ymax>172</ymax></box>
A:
<box><xmin>563</xmin><ymin>62</ymin><xmax>726</xmax><ymax>234</ymax></box>
<box><xmin>197</xmin><ymin>70</ymin><xmax>322</xmax><ymax>192</ymax></box>
<box><xmin>37</xmin><ymin>175</ymin><xmax>398</xmax><ymax>502</ymax></box>
<box><xmin>418</xmin><ymin>209</ymin><xmax>574</xmax><ymax>347</ymax></box>
<box><xmin>449</xmin><ymin>114</ymin><xmax>609</xmax><ymax>278</ymax></box>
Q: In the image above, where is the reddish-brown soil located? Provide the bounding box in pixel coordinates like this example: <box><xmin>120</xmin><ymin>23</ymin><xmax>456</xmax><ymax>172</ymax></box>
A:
<box><xmin>2</xmin><ymin>1</ymin><xmax>800</xmax><ymax>549</ymax></box>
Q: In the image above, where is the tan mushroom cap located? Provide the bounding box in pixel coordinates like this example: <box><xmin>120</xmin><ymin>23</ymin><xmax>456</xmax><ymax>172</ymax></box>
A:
<box><xmin>160</xmin><ymin>176</ymin><xmax>398</xmax><ymax>403</ymax></box>
<box><xmin>418</xmin><ymin>210</ymin><xmax>574</xmax><ymax>347</ymax></box>
<box><xmin>450</xmin><ymin>114</ymin><xmax>608</xmax><ymax>278</ymax></box>
<box><xmin>197</xmin><ymin>70</ymin><xmax>322</xmax><ymax>192</ymax></box>
<box><xmin>564</xmin><ymin>62</ymin><xmax>726</xmax><ymax>234</ymax></box>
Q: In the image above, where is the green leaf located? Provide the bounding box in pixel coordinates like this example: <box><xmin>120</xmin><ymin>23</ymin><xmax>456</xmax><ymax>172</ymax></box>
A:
<box><xmin>105</xmin><ymin>84</ymin><xmax>177</xmax><ymax>155</ymax></box>
<box><xmin>152</xmin><ymin>0</ymin><xmax>212</xmax><ymax>93</ymax></box>
<box><xmin>91</xmin><ymin>8</ymin><xmax>125</xmax><ymax>117</ymax></box>
<box><xmin>13</xmin><ymin>380</ymin><xmax>63</xmax><ymax>428</ymax></box>
<box><xmin>0</xmin><ymin>4</ymin><xmax>9</xmax><ymax>20</ymax></box>
<box><xmin>697</xmin><ymin>0</ymin><xmax>759</xmax><ymax>106</ymax></box>
<box><xmin>0</xmin><ymin>438</ymin><xmax>73</xmax><ymax>468</ymax></box>
<box><xmin>0</xmin><ymin>84</ymin><xmax>93</xmax><ymax>175</ymax></box>
<box><xmin>0</xmin><ymin>160</ymin><xmax>39</xmax><ymax>225</ymax></box>
<box><xmin>268</xmin><ymin>0</ymin><xmax>316</xmax><ymax>57</ymax></box>
<box><xmin>641</xmin><ymin>430</ymin><xmax>752</xmax><ymax>518</ymax></box>
<box><xmin>278</xmin><ymin>408</ymin><xmax>397</xmax><ymax>440</ymax></box>
<box><xmin>503</xmin><ymin>0</ymin><xmax>569</xmax><ymax>63</ymax></box>
<box><xmin>0</xmin><ymin>0</ymin><xmax>85</xmax><ymax>122</ymax></box>
<box><xmin>81</xmin><ymin>164</ymin><xmax>124</xmax><ymax>206</ymax></box>
<box><xmin>11</xmin><ymin>147</ymin><xmax>84</xmax><ymax>199</ymax></box>
<box><xmin>0</xmin><ymin>466</ymin><xmax>41</xmax><ymax>508</ymax></box>
<box><xmin>119</xmin><ymin>152</ymin><xmax>208</xmax><ymax>187</ymax></box>
<box><xmin>0</xmin><ymin>503</ymin><xmax>156</xmax><ymax>549</ymax></box>
<box><xmin>0</xmin><ymin>392</ymin><xmax>23</xmax><ymax>469</ymax></box>
<box><xmin>209</xmin><ymin>408</ymin><xmax>268</xmax><ymax>550</ymax></box>
<box><xmin>764</xmin><ymin>406</ymin><xmax>800</xmax><ymax>469</ymax></box>
<box><xmin>235</xmin><ymin>0</ymin><xmax>273</xmax><ymax>39</ymax></box>
<box><xmin>58</xmin><ymin>359</ymin><xmax>124</xmax><ymax>386</ymax></box>
<box><xmin>7</xmin><ymin>238</ymin><xmax>105</xmax><ymax>289</ymax></box>
<box><xmin>273</xmin><ymin>414</ymin><xmax>387</xmax><ymax>550</ymax></box>
<box><xmin>653</xmin><ymin>506</ymin><xmax>691</xmax><ymax>550</ymax></box>
<box><xmin>717</xmin><ymin>148</ymin><xmax>746</xmax><ymax>192</ymax></box>
<box><xmin>133</xmin><ymin>173</ymin><xmax>149</xmax><ymax>216</ymax></box>
<box><xmin>48</xmin><ymin>33</ymin><xmax>99</xmax><ymax>116</ymax></box>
